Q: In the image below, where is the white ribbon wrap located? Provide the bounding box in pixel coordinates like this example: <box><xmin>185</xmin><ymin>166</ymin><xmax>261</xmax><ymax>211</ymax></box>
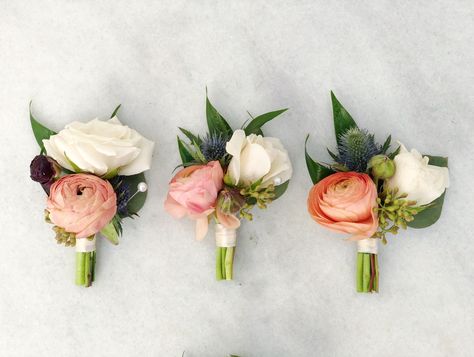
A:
<box><xmin>215</xmin><ymin>224</ymin><xmax>237</xmax><ymax>248</ymax></box>
<box><xmin>357</xmin><ymin>238</ymin><xmax>378</xmax><ymax>254</ymax></box>
<box><xmin>75</xmin><ymin>237</ymin><xmax>96</xmax><ymax>253</ymax></box>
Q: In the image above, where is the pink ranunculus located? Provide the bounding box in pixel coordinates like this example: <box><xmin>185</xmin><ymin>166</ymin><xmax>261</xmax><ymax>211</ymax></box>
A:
<box><xmin>47</xmin><ymin>174</ymin><xmax>117</xmax><ymax>238</ymax></box>
<box><xmin>164</xmin><ymin>161</ymin><xmax>224</xmax><ymax>240</ymax></box>
<box><xmin>307</xmin><ymin>172</ymin><xmax>378</xmax><ymax>240</ymax></box>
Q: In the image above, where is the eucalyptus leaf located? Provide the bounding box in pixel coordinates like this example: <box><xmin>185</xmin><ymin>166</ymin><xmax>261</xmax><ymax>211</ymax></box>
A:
<box><xmin>330</xmin><ymin>91</ymin><xmax>358</xmax><ymax>145</ymax></box>
<box><xmin>408</xmin><ymin>155</ymin><xmax>448</xmax><ymax>228</ymax></box>
<box><xmin>29</xmin><ymin>102</ymin><xmax>56</xmax><ymax>153</ymax></box>
<box><xmin>305</xmin><ymin>135</ymin><xmax>335</xmax><ymax>184</ymax></box>
<box><xmin>110</xmin><ymin>104</ymin><xmax>121</xmax><ymax>118</ymax></box>
<box><xmin>121</xmin><ymin>172</ymin><xmax>148</xmax><ymax>215</ymax></box>
<box><xmin>100</xmin><ymin>221</ymin><xmax>119</xmax><ymax>245</ymax></box>
<box><xmin>244</xmin><ymin>108</ymin><xmax>288</xmax><ymax>135</ymax></box>
<box><xmin>206</xmin><ymin>93</ymin><xmax>233</xmax><ymax>137</ymax></box>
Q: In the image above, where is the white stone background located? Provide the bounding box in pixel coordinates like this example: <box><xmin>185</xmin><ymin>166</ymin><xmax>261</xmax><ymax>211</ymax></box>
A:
<box><xmin>0</xmin><ymin>1</ymin><xmax>473</xmax><ymax>356</ymax></box>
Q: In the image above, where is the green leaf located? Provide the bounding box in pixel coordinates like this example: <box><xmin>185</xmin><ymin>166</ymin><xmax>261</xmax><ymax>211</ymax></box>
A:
<box><xmin>408</xmin><ymin>155</ymin><xmax>448</xmax><ymax>229</ymax></box>
<box><xmin>110</xmin><ymin>104</ymin><xmax>121</xmax><ymax>118</ymax></box>
<box><xmin>29</xmin><ymin>102</ymin><xmax>56</xmax><ymax>153</ymax></box>
<box><xmin>179</xmin><ymin>127</ymin><xmax>202</xmax><ymax>145</ymax></box>
<box><xmin>381</xmin><ymin>135</ymin><xmax>391</xmax><ymax>154</ymax></box>
<box><xmin>388</xmin><ymin>146</ymin><xmax>400</xmax><ymax>160</ymax></box>
<box><xmin>273</xmin><ymin>180</ymin><xmax>289</xmax><ymax>199</ymax></box>
<box><xmin>121</xmin><ymin>172</ymin><xmax>148</xmax><ymax>215</ymax></box>
<box><xmin>330</xmin><ymin>91</ymin><xmax>358</xmax><ymax>145</ymax></box>
<box><xmin>206</xmin><ymin>93</ymin><xmax>233</xmax><ymax>137</ymax></box>
<box><xmin>100</xmin><ymin>221</ymin><xmax>119</xmax><ymax>245</ymax></box>
<box><xmin>244</xmin><ymin>108</ymin><xmax>288</xmax><ymax>135</ymax></box>
<box><xmin>305</xmin><ymin>135</ymin><xmax>335</xmax><ymax>184</ymax></box>
<box><xmin>177</xmin><ymin>136</ymin><xmax>195</xmax><ymax>165</ymax></box>
<box><xmin>327</xmin><ymin>148</ymin><xmax>339</xmax><ymax>161</ymax></box>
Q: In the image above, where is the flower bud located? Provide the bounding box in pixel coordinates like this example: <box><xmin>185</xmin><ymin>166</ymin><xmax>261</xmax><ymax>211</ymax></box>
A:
<box><xmin>30</xmin><ymin>155</ymin><xmax>61</xmax><ymax>193</ymax></box>
<box><xmin>368</xmin><ymin>155</ymin><xmax>395</xmax><ymax>180</ymax></box>
<box><xmin>217</xmin><ymin>187</ymin><xmax>245</xmax><ymax>215</ymax></box>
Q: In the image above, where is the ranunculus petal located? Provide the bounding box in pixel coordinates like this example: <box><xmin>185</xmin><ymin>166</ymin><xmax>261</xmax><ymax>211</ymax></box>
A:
<box><xmin>308</xmin><ymin>172</ymin><xmax>378</xmax><ymax>240</ymax></box>
<box><xmin>47</xmin><ymin>174</ymin><xmax>117</xmax><ymax>238</ymax></box>
<box><xmin>164</xmin><ymin>162</ymin><xmax>224</xmax><ymax>240</ymax></box>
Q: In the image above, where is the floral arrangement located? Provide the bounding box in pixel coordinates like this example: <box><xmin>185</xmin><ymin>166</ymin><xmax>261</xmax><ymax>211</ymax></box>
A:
<box><xmin>165</xmin><ymin>92</ymin><xmax>292</xmax><ymax>280</ymax></box>
<box><xmin>29</xmin><ymin>104</ymin><xmax>154</xmax><ymax>287</ymax></box>
<box><xmin>305</xmin><ymin>92</ymin><xmax>449</xmax><ymax>293</ymax></box>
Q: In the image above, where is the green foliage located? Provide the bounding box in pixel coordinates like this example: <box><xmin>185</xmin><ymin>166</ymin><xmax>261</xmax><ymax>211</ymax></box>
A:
<box><xmin>177</xmin><ymin>136</ymin><xmax>195</xmax><ymax>165</ymax></box>
<box><xmin>374</xmin><ymin>187</ymin><xmax>426</xmax><ymax>244</ymax></box>
<box><xmin>179</xmin><ymin>127</ymin><xmax>202</xmax><ymax>146</ymax></box>
<box><xmin>305</xmin><ymin>135</ymin><xmax>334</xmax><ymax>184</ymax></box>
<box><xmin>110</xmin><ymin>104</ymin><xmax>121</xmax><ymax>118</ymax></box>
<box><xmin>243</xmin><ymin>108</ymin><xmax>288</xmax><ymax>135</ymax></box>
<box><xmin>331</xmin><ymin>91</ymin><xmax>358</xmax><ymax>145</ymax></box>
<box><xmin>206</xmin><ymin>92</ymin><xmax>233</xmax><ymax>137</ymax></box>
<box><xmin>121</xmin><ymin>173</ymin><xmax>148</xmax><ymax>215</ymax></box>
<box><xmin>100</xmin><ymin>221</ymin><xmax>119</xmax><ymax>245</ymax></box>
<box><xmin>29</xmin><ymin>102</ymin><xmax>56</xmax><ymax>154</ymax></box>
<box><xmin>407</xmin><ymin>155</ymin><xmax>448</xmax><ymax>228</ymax></box>
<box><xmin>239</xmin><ymin>179</ymin><xmax>276</xmax><ymax>220</ymax></box>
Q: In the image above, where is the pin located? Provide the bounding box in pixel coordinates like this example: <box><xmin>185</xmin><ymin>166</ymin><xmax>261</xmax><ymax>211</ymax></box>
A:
<box><xmin>126</xmin><ymin>182</ymin><xmax>148</xmax><ymax>203</ymax></box>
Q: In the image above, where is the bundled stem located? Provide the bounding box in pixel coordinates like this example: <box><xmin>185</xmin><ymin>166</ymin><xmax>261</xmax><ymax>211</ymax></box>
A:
<box><xmin>356</xmin><ymin>252</ymin><xmax>378</xmax><ymax>293</ymax></box>
<box><xmin>75</xmin><ymin>251</ymin><xmax>95</xmax><ymax>287</ymax></box>
<box><xmin>216</xmin><ymin>247</ymin><xmax>235</xmax><ymax>280</ymax></box>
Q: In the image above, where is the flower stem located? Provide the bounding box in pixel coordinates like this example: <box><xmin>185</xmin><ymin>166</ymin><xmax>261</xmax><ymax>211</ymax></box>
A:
<box><xmin>225</xmin><ymin>247</ymin><xmax>234</xmax><ymax>280</ymax></box>
<box><xmin>216</xmin><ymin>247</ymin><xmax>223</xmax><ymax>280</ymax></box>
<box><xmin>221</xmin><ymin>247</ymin><xmax>226</xmax><ymax>279</ymax></box>
<box><xmin>362</xmin><ymin>254</ymin><xmax>371</xmax><ymax>292</ymax></box>
<box><xmin>75</xmin><ymin>252</ymin><xmax>85</xmax><ymax>286</ymax></box>
<box><xmin>356</xmin><ymin>253</ymin><xmax>363</xmax><ymax>292</ymax></box>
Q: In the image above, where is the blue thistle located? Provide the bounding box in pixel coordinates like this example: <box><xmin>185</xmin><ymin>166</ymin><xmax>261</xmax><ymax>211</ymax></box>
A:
<box><xmin>110</xmin><ymin>176</ymin><xmax>131</xmax><ymax>217</ymax></box>
<box><xmin>337</xmin><ymin>128</ymin><xmax>382</xmax><ymax>172</ymax></box>
<box><xmin>200</xmin><ymin>133</ymin><xmax>228</xmax><ymax>162</ymax></box>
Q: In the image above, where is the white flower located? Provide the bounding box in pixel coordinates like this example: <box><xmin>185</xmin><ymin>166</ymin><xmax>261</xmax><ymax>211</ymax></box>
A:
<box><xmin>225</xmin><ymin>129</ymin><xmax>292</xmax><ymax>187</ymax></box>
<box><xmin>43</xmin><ymin>117</ymin><xmax>154</xmax><ymax>176</ymax></box>
<box><xmin>386</xmin><ymin>142</ymin><xmax>449</xmax><ymax>205</ymax></box>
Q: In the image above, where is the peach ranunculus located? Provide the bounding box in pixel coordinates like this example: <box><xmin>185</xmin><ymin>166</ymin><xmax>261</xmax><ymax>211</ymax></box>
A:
<box><xmin>47</xmin><ymin>174</ymin><xmax>117</xmax><ymax>238</ymax></box>
<box><xmin>307</xmin><ymin>172</ymin><xmax>378</xmax><ymax>240</ymax></box>
<box><xmin>164</xmin><ymin>161</ymin><xmax>224</xmax><ymax>240</ymax></box>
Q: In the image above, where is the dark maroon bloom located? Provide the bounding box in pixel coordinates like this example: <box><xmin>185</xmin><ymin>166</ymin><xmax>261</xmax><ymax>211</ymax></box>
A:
<box><xmin>30</xmin><ymin>155</ymin><xmax>60</xmax><ymax>193</ymax></box>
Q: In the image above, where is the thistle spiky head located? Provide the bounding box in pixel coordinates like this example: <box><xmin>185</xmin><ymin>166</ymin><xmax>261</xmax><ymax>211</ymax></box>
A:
<box><xmin>337</xmin><ymin>127</ymin><xmax>382</xmax><ymax>172</ymax></box>
<box><xmin>200</xmin><ymin>133</ymin><xmax>228</xmax><ymax>162</ymax></box>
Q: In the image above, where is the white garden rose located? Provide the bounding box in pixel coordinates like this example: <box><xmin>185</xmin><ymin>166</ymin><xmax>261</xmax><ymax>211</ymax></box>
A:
<box><xmin>43</xmin><ymin>117</ymin><xmax>154</xmax><ymax>176</ymax></box>
<box><xmin>225</xmin><ymin>129</ymin><xmax>292</xmax><ymax>187</ymax></box>
<box><xmin>386</xmin><ymin>143</ymin><xmax>449</xmax><ymax>205</ymax></box>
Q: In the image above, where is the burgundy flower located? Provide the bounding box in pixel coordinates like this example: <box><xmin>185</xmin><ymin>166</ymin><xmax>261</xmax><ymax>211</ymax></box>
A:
<box><xmin>30</xmin><ymin>155</ymin><xmax>60</xmax><ymax>193</ymax></box>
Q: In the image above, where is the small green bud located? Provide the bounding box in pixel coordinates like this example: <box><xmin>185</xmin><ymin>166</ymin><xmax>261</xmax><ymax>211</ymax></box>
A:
<box><xmin>368</xmin><ymin>155</ymin><xmax>396</xmax><ymax>180</ymax></box>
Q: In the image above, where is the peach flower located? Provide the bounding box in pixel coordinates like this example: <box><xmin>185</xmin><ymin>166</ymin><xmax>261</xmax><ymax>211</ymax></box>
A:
<box><xmin>307</xmin><ymin>172</ymin><xmax>378</xmax><ymax>240</ymax></box>
<box><xmin>164</xmin><ymin>161</ymin><xmax>224</xmax><ymax>240</ymax></box>
<box><xmin>47</xmin><ymin>174</ymin><xmax>117</xmax><ymax>238</ymax></box>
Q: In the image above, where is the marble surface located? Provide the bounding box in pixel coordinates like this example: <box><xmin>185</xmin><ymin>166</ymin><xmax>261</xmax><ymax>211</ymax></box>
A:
<box><xmin>1</xmin><ymin>1</ymin><xmax>473</xmax><ymax>356</ymax></box>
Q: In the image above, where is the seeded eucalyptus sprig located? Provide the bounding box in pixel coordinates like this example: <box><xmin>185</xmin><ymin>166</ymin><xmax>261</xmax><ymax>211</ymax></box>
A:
<box><xmin>238</xmin><ymin>179</ymin><xmax>276</xmax><ymax>220</ymax></box>
<box><xmin>373</xmin><ymin>187</ymin><xmax>426</xmax><ymax>244</ymax></box>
